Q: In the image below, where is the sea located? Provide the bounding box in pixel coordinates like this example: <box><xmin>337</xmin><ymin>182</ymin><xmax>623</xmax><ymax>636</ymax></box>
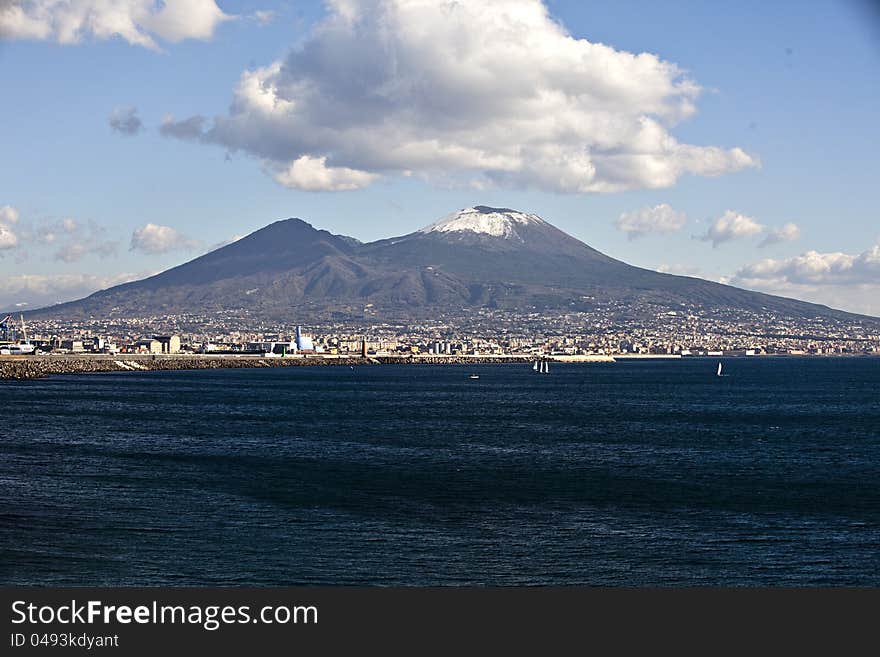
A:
<box><xmin>2</xmin><ymin>357</ymin><xmax>878</xmax><ymax>586</ymax></box>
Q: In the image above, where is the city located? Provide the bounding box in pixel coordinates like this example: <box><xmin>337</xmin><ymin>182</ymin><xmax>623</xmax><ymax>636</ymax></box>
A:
<box><xmin>7</xmin><ymin>298</ymin><xmax>879</xmax><ymax>360</ymax></box>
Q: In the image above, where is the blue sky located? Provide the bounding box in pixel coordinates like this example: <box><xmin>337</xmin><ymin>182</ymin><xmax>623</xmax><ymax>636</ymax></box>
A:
<box><xmin>1</xmin><ymin>0</ymin><xmax>878</xmax><ymax>314</ymax></box>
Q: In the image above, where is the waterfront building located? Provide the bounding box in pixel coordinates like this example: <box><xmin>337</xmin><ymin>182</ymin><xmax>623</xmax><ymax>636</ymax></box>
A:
<box><xmin>59</xmin><ymin>339</ymin><xmax>85</xmax><ymax>353</ymax></box>
<box><xmin>133</xmin><ymin>339</ymin><xmax>162</xmax><ymax>354</ymax></box>
<box><xmin>295</xmin><ymin>326</ymin><xmax>315</xmax><ymax>352</ymax></box>
<box><xmin>153</xmin><ymin>335</ymin><xmax>181</xmax><ymax>354</ymax></box>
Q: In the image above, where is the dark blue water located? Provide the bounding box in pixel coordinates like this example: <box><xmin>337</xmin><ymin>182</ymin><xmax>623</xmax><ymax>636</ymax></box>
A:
<box><xmin>2</xmin><ymin>358</ymin><xmax>879</xmax><ymax>586</ymax></box>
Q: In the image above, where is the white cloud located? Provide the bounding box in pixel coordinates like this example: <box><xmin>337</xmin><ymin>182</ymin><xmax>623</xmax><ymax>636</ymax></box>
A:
<box><xmin>698</xmin><ymin>210</ymin><xmax>765</xmax><ymax>247</ymax></box>
<box><xmin>759</xmin><ymin>221</ymin><xmax>801</xmax><ymax>247</ymax></box>
<box><xmin>616</xmin><ymin>203</ymin><xmax>686</xmax><ymax>239</ymax></box>
<box><xmin>34</xmin><ymin>216</ymin><xmax>77</xmax><ymax>244</ymax></box>
<box><xmin>0</xmin><ymin>207</ymin><xmax>120</xmax><ymax>261</ymax></box>
<box><xmin>657</xmin><ymin>263</ymin><xmax>701</xmax><ymax>277</ymax></box>
<box><xmin>130</xmin><ymin>222</ymin><xmax>198</xmax><ymax>254</ymax></box>
<box><xmin>0</xmin><ymin>271</ymin><xmax>149</xmax><ymax>310</ymax></box>
<box><xmin>0</xmin><ymin>204</ymin><xmax>20</xmax><ymax>250</ymax></box>
<box><xmin>250</xmin><ymin>9</ymin><xmax>275</xmax><ymax>26</ymax></box>
<box><xmin>159</xmin><ymin>0</ymin><xmax>758</xmax><ymax>193</ymax></box>
<box><xmin>55</xmin><ymin>239</ymin><xmax>118</xmax><ymax>262</ymax></box>
<box><xmin>26</xmin><ymin>217</ymin><xmax>119</xmax><ymax>262</ymax></box>
<box><xmin>0</xmin><ymin>224</ymin><xmax>18</xmax><ymax>250</ymax></box>
<box><xmin>729</xmin><ymin>243</ymin><xmax>880</xmax><ymax>316</ymax></box>
<box><xmin>733</xmin><ymin>245</ymin><xmax>880</xmax><ymax>287</ymax></box>
<box><xmin>0</xmin><ymin>0</ymin><xmax>232</xmax><ymax>50</ymax></box>
<box><xmin>159</xmin><ymin>113</ymin><xmax>207</xmax><ymax>139</ymax></box>
<box><xmin>0</xmin><ymin>205</ymin><xmax>20</xmax><ymax>225</ymax></box>
<box><xmin>108</xmin><ymin>105</ymin><xmax>143</xmax><ymax>135</ymax></box>
<box><xmin>206</xmin><ymin>233</ymin><xmax>244</xmax><ymax>252</ymax></box>
<box><xmin>140</xmin><ymin>0</ymin><xmax>230</xmax><ymax>42</ymax></box>
<box><xmin>272</xmin><ymin>155</ymin><xmax>379</xmax><ymax>191</ymax></box>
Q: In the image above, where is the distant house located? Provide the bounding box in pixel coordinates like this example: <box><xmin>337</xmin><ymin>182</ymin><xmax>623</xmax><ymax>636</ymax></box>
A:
<box><xmin>60</xmin><ymin>339</ymin><xmax>84</xmax><ymax>353</ymax></box>
<box><xmin>247</xmin><ymin>341</ymin><xmax>295</xmax><ymax>355</ymax></box>
<box><xmin>153</xmin><ymin>335</ymin><xmax>181</xmax><ymax>354</ymax></box>
<box><xmin>134</xmin><ymin>339</ymin><xmax>163</xmax><ymax>354</ymax></box>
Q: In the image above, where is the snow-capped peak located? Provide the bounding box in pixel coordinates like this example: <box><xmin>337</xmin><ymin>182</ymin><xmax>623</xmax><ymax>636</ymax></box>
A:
<box><xmin>419</xmin><ymin>206</ymin><xmax>545</xmax><ymax>239</ymax></box>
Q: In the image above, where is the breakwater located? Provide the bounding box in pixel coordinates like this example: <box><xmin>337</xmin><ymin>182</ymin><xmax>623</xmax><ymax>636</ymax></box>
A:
<box><xmin>0</xmin><ymin>354</ymin><xmax>553</xmax><ymax>380</ymax></box>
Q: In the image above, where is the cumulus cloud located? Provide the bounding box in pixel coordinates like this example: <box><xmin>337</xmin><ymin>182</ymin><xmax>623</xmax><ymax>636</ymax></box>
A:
<box><xmin>698</xmin><ymin>210</ymin><xmax>765</xmax><ymax>247</ymax></box>
<box><xmin>0</xmin><ymin>271</ymin><xmax>148</xmax><ymax>310</ymax></box>
<box><xmin>206</xmin><ymin>233</ymin><xmax>244</xmax><ymax>252</ymax></box>
<box><xmin>0</xmin><ymin>206</ymin><xmax>120</xmax><ymax>261</ymax></box>
<box><xmin>108</xmin><ymin>105</ymin><xmax>143</xmax><ymax>136</ymax></box>
<box><xmin>33</xmin><ymin>217</ymin><xmax>74</xmax><ymax>244</ymax></box>
<box><xmin>0</xmin><ymin>204</ymin><xmax>20</xmax><ymax>250</ymax></box>
<box><xmin>616</xmin><ymin>203</ymin><xmax>686</xmax><ymax>239</ymax></box>
<box><xmin>26</xmin><ymin>217</ymin><xmax>119</xmax><ymax>261</ymax></box>
<box><xmin>159</xmin><ymin>114</ymin><xmax>207</xmax><ymax>139</ymax></box>
<box><xmin>0</xmin><ymin>224</ymin><xmax>18</xmax><ymax>250</ymax></box>
<box><xmin>657</xmin><ymin>263</ymin><xmax>701</xmax><ymax>277</ymax></box>
<box><xmin>759</xmin><ymin>221</ymin><xmax>801</xmax><ymax>247</ymax></box>
<box><xmin>733</xmin><ymin>245</ymin><xmax>880</xmax><ymax>287</ymax></box>
<box><xmin>0</xmin><ymin>0</ymin><xmax>232</xmax><ymax>50</ymax></box>
<box><xmin>130</xmin><ymin>222</ymin><xmax>199</xmax><ymax>254</ymax></box>
<box><xmin>54</xmin><ymin>241</ymin><xmax>117</xmax><ymax>262</ymax></box>
<box><xmin>0</xmin><ymin>205</ymin><xmax>20</xmax><ymax>225</ymax></box>
<box><xmin>272</xmin><ymin>155</ymin><xmax>380</xmax><ymax>191</ymax></box>
<box><xmin>159</xmin><ymin>0</ymin><xmax>758</xmax><ymax>192</ymax></box>
<box><xmin>729</xmin><ymin>243</ymin><xmax>880</xmax><ymax>316</ymax></box>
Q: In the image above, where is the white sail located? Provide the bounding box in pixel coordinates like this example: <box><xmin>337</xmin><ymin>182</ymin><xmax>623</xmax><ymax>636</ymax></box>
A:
<box><xmin>533</xmin><ymin>361</ymin><xmax>539</xmax><ymax>372</ymax></box>
<box><xmin>717</xmin><ymin>362</ymin><xmax>722</xmax><ymax>376</ymax></box>
<box><xmin>545</xmin><ymin>361</ymin><xmax>549</xmax><ymax>374</ymax></box>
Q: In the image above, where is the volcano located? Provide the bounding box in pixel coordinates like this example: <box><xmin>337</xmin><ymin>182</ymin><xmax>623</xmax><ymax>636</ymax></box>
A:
<box><xmin>23</xmin><ymin>206</ymin><xmax>875</xmax><ymax>325</ymax></box>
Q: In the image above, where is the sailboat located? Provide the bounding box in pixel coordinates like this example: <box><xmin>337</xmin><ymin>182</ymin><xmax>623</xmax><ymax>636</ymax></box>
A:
<box><xmin>716</xmin><ymin>362</ymin><xmax>723</xmax><ymax>377</ymax></box>
<box><xmin>533</xmin><ymin>361</ymin><xmax>539</xmax><ymax>372</ymax></box>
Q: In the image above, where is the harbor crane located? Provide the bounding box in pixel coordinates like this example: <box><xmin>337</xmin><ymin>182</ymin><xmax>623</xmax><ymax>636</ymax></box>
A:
<box><xmin>0</xmin><ymin>314</ymin><xmax>13</xmax><ymax>342</ymax></box>
<box><xmin>0</xmin><ymin>315</ymin><xmax>35</xmax><ymax>354</ymax></box>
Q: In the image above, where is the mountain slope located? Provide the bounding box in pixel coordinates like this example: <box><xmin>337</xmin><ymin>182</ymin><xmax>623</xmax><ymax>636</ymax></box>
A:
<box><xmin>130</xmin><ymin>218</ymin><xmax>358</xmax><ymax>287</ymax></box>
<box><xmin>360</xmin><ymin>206</ymin><xmax>860</xmax><ymax>319</ymax></box>
<box><xmin>37</xmin><ymin>219</ymin><xmax>377</xmax><ymax>317</ymax></box>
<box><xmin>23</xmin><ymin>207</ymin><xmax>876</xmax><ymax>324</ymax></box>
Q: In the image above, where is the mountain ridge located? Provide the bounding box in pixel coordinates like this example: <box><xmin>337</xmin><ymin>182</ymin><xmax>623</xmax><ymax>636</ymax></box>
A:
<box><xmin>20</xmin><ymin>207</ymin><xmax>878</xmax><ymax>324</ymax></box>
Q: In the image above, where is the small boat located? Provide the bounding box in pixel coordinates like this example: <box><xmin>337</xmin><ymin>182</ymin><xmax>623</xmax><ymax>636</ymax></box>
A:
<box><xmin>716</xmin><ymin>362</ymin><xmax>723</xmax><ymax>377</ymax></box>
<box><xmin>468</xmin><ymin>374</ymin><xmax>480</xmax><ymax>379</ymax></box>
<box><xmin>0</xmin><ymin>315</ymin><xmax>35</xmax><ymax>355</ymax></box>
<box><xmin>533</xmin><ymin>361</ymin><xmax>539</xmax><ymax>372</ymax></box>
<box><xmin>0</xmin><ymin>344</ymin><xmax>35</xmax><ymax>355</ymax></box>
